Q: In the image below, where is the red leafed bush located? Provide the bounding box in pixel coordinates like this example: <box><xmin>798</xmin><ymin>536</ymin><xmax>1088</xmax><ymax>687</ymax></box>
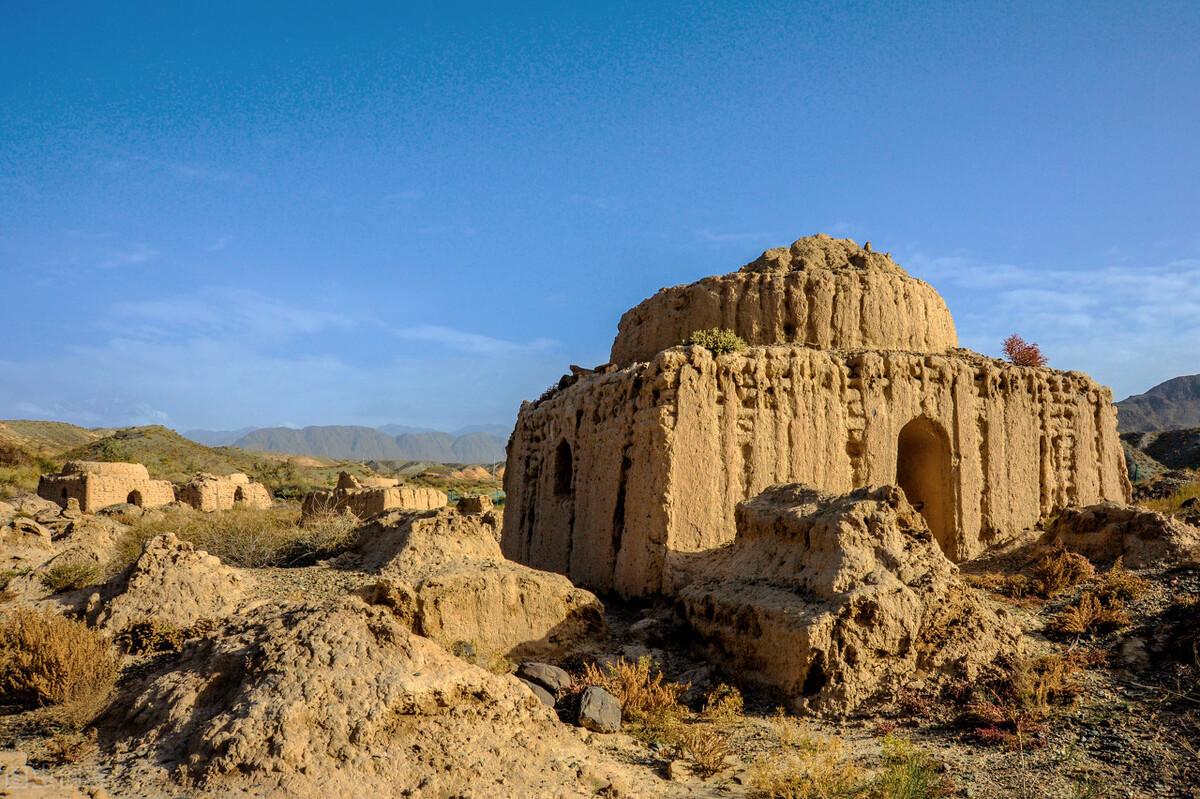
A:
<box><xmin>1002</xmin><ymin>334</ymin><xmax>1048</xmax><ymax>367</ymax></box>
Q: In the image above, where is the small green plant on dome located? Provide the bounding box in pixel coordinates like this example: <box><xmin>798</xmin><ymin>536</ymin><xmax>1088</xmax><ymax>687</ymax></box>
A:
<box><xmin>686</xmin><ymin>328</ymin><xmax>747</xmax><ymax>355</ymax></box>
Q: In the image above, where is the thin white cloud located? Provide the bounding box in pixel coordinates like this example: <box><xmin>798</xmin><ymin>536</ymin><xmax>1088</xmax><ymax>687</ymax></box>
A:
<box><xmin>383</xmin><ymin>190</ymin><xmax>423</xmax><ymax>204</ymax></box>
<box><xmin>205</xmin><ymin>236</ymin><xmax>232</xmax><ymax>252</ymax></box>
<box><xmin>99</xmin><ymin>243</ymin><xmax>159</xmax><ymax>268</ymax></box>
<box><xmin>111</xmin><ymin>289</ymin><xmax>353</xmax><ymax>343</ymax></box>
<box><xmin>383</xmin><ymin>323</ymin><xmax>557</xmax><ymax>355</ymax></box>
<box><xmin>696</xmin><ymin>229</ymin><xmax>773</xmax><ymax>244</ymax></box>
<box><xmin>905</xmin><ymin>251</ymin><xmax>1200</xmax><ymax>399</ymax></box>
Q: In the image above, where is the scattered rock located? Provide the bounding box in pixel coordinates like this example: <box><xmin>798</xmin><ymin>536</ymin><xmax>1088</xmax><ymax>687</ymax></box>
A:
<box><xmin>578</xmin><ymin>686</ymin><xmax>621</xmax><ymax>733</ymax></box>
<box><xmin>516</xmin><ymin>662</ymin><xmax>573</xmax><ymax>697</ymax></box>
<box><xmin>519</xmin><ymin>677</ymin><xmax>556</xmax><ymax>707</ymax></box>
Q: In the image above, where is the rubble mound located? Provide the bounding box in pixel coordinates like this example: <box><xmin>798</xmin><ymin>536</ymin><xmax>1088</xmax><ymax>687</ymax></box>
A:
<box><xmin>609</xmin><ymin>234</ymin><xmax>957</xmax><ymax>365</ymax></box>
<box><xmin>355</xmin><ymin>508</ymin><xmax>604</xmax><ymax>661</ymax></box>
<box><xmin>680</xmin><ymin>484</ymin><xmax>1020</xmax><ymax>714</ymax></box>
<box><xmin>1047</xmin><ymin>503</ymin><xmax>1200</xmax><ymax>568</ymax></box>
<box><xmin>91</xmin><ymin>533</ymin><xmax>251</xmax><ymax>631</ymax></box>
<box><xmin>106</xmin><ymin>599</ymin><xmax>663</xmax><ymax>798</ymax></box>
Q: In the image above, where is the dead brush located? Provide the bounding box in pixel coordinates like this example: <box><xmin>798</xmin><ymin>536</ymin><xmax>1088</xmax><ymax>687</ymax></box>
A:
<box><xmin>963</xmin><ymin>654</ymin><xmax>1082</xmax><ymax>747</ymax></box>
<box><xmin>1052</xmin><ymin>592</ymin><xmax>1131</xmax><ymax>636</ymax></box>
<box><xmin>1096</xmin><ymin>558</ymin><xmax>1149</xmax><ymax>601</ymax></box>
<box><xmin>113</xmin><ymin>617</ymin><xmax>217</xmax><ymax>655</ymax></box>
<box><xmin>702</xmin><ymin>682</ymin><xmax>745</xmax><ymax>725</ymax></box>
<box><xmin>673</xmin><ymin>724</ymin><xmax>731</xmax><ymax>778</ymax></box>
<box><xmin>749</xmin><ymin>711</ymin><xmax>864</xmax><ymax>799</ymax></box>
<box><xmin>0</xmin><ymin>607</ymin><xmax>119</xmax><ymax>729</ymax></box>
<box><xmin>581</xmin><ymin>656</ymin><xmax>689</xmax><ymax>738</ymax></box>
<box><xmin>43</xmin><ymin>730</ymin><xmax>98</xmax><ymax>765</ymax></box>
<box><xmin>1029</xmin><ymin>545</ymin><xmax>1094</xmax><ymax>598</ymax></box>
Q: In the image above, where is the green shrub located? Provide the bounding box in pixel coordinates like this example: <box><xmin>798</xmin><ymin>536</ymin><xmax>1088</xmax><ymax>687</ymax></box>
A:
<box><xmin>872</xmin><ymin>736</ymin><xmax>954</xmax><ymax>798</ymax></box>
<box><xmin>39</xmin><ymin>560</ymin><xmax>101</xmax><ymax>594</ymax></box>
<box><xmin>686</xmin><ymin>328</ymin><xmax>747</xmax><ymax>355</ymax></box>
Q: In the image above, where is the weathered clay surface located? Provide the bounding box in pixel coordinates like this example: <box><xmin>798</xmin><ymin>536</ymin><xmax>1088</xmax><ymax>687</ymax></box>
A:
<box><xmin>177</xmin><ymin>472</ymin><xmax>272</xmax><ymax>512</ymax></box>
<box><xmin>356</xmin><ymin>509</ymin><xmax>604</xmax><ymax>661</ymax></box>
<box><xmin>1047</xmin><ymin>503</ymin><xmax>1200</xmax><ymax>568</ymax></box>
<box><xmin>610</xmin><ymin>235</ymin><xmax>958</xmax><ymax>366</ymax></box>
<box><xmin>505</xmin><ymin>344</ymin><xmax>1131</xmax><ymax>596</ymax></box>
<box><xmin>91</xmin><ymin>533</ymin><xmax>251</xmax><ymax>631</ymax></box>
<box><xmin>104</xmin><ymin>599</ymin><xmax>671</xmax><ymax>798</ymax></box>
<box><xmin>679</xmin><ymin>484</ymin><xmax>1020</xmax><ymax>714</ymax></box>
<box><xmin>301</xmin><ymin>472</ymin><xmax>446</xmax><ymax>520</ymax></box>
<box><xmin>37</xmin><ymin>461</ymin><xmax>175</xmax><ymax>513</ymax></box>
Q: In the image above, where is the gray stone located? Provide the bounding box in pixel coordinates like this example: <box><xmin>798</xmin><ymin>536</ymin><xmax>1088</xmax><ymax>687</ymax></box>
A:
<box><xmin>578</xmin><ymin>686</ymin><xmax>620</xmax><ymax>733</ymax></box>
<box><xmin>518</xmin><ymin>677</ymin><xmax>555</xmax><ymax>707</ymax></box>
<box><xmin>516</xmin><ymin>661</ymin><xmax>573</xmax><ymax>696</ymax></box>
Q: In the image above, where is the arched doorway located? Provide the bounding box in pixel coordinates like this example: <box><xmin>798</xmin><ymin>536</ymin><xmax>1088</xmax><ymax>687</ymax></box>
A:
<box><xmin>234</xmin><ymin>486</ymin><xmax>246</xmax><ymax>504</ymax></box>
<box><xmin>127</xmin><ymin>490</ymin><xmax>144</xmax><ymax>507</ymax></box>
<box><xmin>896</xmin><ymin>417</ymin><xmax>956</xmax><ymax>557</ymax></box>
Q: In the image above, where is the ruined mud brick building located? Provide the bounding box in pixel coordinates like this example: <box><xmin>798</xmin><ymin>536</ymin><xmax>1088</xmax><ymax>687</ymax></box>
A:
<box><xmin>38</xmin><ymin>461</ymin><xmax>176</xmax><ymax>513</ymax></box>
<box><xmin>301</xmin><ymin>472</ymin><xmax>447</xmax><ymax>520</ymax></box>
<box><xmin>177</xmin><ymin>472</ymin><xmax>273</xmax><ymax>512</ymax></box>
<box><xmin>502</xmin><ymin>235</ymin><xmax>1132</xmax><ymax>597</ymax></box>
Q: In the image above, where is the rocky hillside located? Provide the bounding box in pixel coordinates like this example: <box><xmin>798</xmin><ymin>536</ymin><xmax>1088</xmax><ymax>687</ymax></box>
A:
<box><xmin>1117</xmin><ymin>374</ymin><xmax>1200</xmax><ymax>432</ymax></box>
<box><xmin>233</xmin><ymin>425</ymin><xmax>506</xmax><ymax>463</ymax></box>
<box><xmin>1123</xmin><ymin>428</ymin><xmax>1200</xmax><ymax>472</ymax></box>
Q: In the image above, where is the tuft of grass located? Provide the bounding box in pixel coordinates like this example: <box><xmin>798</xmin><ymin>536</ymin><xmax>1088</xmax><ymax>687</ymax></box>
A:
<box><xmin>1142</xmin><ymin>480</ymin><xmax>1200</xmax><ymax>516</ymax></box>
<box><xmin>0</xmin><ymin>607</ymin><xmax>119</xmax><ymax>729</ymax></box>
<box><xmin>1052</xmin><ymin>592</ymin><xmax>1131</xmax><ymax>636</ymax></box>
<box><xmin>39</xmin><ymin>560</ymin><xmax>101</xmax><ymax>594</ymax></box>
<box><xmin>111</xmin><ymin>504</ymin><xmax>358</xmax><ymax>571</ymax></box>
<box><xmin>674</xmin><ymin>724</ymin><xmax>731</xmax><ymax>779</ymax></box>
<box><xmin>871</xmin><ymin>736</ymin><xmax>954</xmax><ymax>798</ymax></box>
<box><xmin>686</xmin><ymin>327</ymin><xmax>747</xmax><ymax>355</ymax></box>
<box><xmin>749</xmin><ymin>711</ymin><xmax>865</xmax><ymax>799</ymax></box>
<box><xmin>702</xmin><ymin>682</ymin><xmax>745</xmax><ymax>725</ymax></box>
<box><xmin>582</xmin><ymin>656</ymin><xmax>689</xmax><ymax>742</ymax></box>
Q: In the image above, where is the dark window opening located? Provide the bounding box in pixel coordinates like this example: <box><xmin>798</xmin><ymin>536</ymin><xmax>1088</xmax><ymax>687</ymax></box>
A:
<box><xmin>553</xmin><ymin>440</ymin><xmax>573</xmax><ymax>497</ymax></box>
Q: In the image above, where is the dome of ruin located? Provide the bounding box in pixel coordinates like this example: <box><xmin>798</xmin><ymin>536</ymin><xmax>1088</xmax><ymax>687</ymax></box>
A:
<box><xmin>609</xmin><ymin>234</ymin><xmax>958</xmax><ymax>365</ymax></box>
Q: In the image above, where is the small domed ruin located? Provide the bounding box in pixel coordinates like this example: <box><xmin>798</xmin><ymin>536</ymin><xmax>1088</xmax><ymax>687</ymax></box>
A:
<box><xmin>502</xmin><ymin>235</ymin><xmax>1132</xmax><ymax>597</ymax></box>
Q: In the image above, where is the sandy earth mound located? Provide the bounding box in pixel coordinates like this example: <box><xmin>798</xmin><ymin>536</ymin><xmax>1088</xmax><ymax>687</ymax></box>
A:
<box><xmin>103</xmin><ymin>598</ymin><xmax>678</xmax><ymax>798</ymax></box>
<box><xmin>353</xmin><ymin>507</ymin><xmax>604</xmax><ymax>661</ymax></box>
<box><xmin>90</xmin><ymin>533</ymin><xmax>251</xmax><ymax>631</ymax></box>
<box><xmin>680</xmin><ymin>484</ymin><xmax>1020</xmax><ymax>714</ymax></box>
<box><xmin>1047</xmin><ymin>502</ymin><xmax>1200</xmax><ymax>567</ymax></box>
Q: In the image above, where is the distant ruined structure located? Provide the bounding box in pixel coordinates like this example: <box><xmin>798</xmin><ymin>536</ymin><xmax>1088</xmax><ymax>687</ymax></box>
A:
<box><xmin>502</xmin><ymin>235</ymin><xmax>1132</xmax><ymax>597</ymax></box>
<box><xmin>301</xmin><ymin>472</ymin><xmax>447</xmax><ymax>520</ymax></box>
<box><xmin>177</xmin><ymin>473</ymin><xmax>273</xmax><ymax>512</ymax></box>
<box><xmin>38</xmin><ymin>461</ymin><xmax>175</xmax><ymax>513</ymax></box>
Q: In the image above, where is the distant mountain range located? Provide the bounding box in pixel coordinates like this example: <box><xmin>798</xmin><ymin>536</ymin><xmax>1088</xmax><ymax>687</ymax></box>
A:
<box><xmin>1116</xmin><ymin>374</ymin><xmax>1200</xmax><ymax>433</ymax></box>
<box><xmin>183</xmin><ymin>424</ymin><xmax>510</xmax><ymax>464</ymax></box>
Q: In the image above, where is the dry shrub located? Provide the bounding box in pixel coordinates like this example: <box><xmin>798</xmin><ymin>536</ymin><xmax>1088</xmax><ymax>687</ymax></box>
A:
<box><xmin>1097</xmin><ymin>558</ymin><xmax>1149</xmax><ymax>601</ymax></box>
<box><xmin>1142</xmin><ymin>480</ymin><xmax>1200</xmax><ymax>516</ymax></box>
<box><xmin>674</xmin><ymin>724</ymin><xmax>731</xmax><ymax>779</ymax></box>
<box><xmin>964</xmin><ymin>654</ymin><xmax>1081</xmax><ymax>747</ymax></box>
<box><xmin>112</xmin><ymin>504</ymin><xmax>357</xmax><ymax>571</ymax></box>
<box><xmin>702</xmin><ymin>682</ymin><xmax>745</xmax><ymax>724</ymax></box>
<box><xmin>44</xmin><ymin>730</ymin><xmax>98</xmax><ymax>765</ymax></box>
<box><xmin>39</xmin><ymin>559</ymin><xmax>101</xmax><ymax>594</ymax></box>
<box><xmin>750</xmin><ymin>712</ymin><xmax>864</xmax><ymax>799</ymax></box>
<box><xmin>582</xmin><ymin>656</ymin><xmax>688</xmax><ymax>740</ymax></box>
<box><xmin>1030</xmin><ymin>545</ymin><xmax>1094</xmax><ymax>598</ymax></box>
<box><xmin>872</xmin><ymin>736</ymin><xmax>954</xmax><ymax>798</ymax></box>
<box><xmin>1002</xmin><ymin>334</ymin><xmax>1048</xmax><ymax>367</ymax></box>
<box><xmin>0</xmin><ymin>607</ymin><xmax>119</xmax><ymax>728</ymax></box>
<box><xmin>1052</xmin><ymin>592</ymin><xmax>1130</xmax><ymax>636</ymax></box>
<box><xmin>113</xmin><ymin>617</ymin><xmax>216</xmax><ymax>655</ymax></box>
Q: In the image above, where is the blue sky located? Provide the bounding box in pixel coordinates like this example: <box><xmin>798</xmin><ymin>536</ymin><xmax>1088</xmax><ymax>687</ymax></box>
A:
<box><xmin>2</xmin><ymin>1</ymin><xmax>1197</xmax><ymax>431</ymax></box>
